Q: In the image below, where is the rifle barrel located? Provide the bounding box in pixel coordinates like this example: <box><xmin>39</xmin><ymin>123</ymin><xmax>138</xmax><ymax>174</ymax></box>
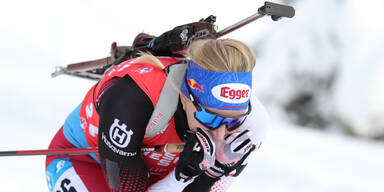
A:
<box><xmin>215</xmin><ymin>13</ymin><xmax>264</xmax><ymax>38</ymax></box>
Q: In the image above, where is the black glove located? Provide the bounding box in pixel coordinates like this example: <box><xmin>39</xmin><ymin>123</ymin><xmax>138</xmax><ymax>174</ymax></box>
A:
<box><xmin>206</xmin><ymin>129</ymin><xmax>256</xmax><ymax>178</ymax></box>
<box><xmin>146</xmin><ymin>25</ymin><xmax>195</xmax><ymax>56</ymax></box>
<box><xmin>175</xmin><ymin>128</ymin><xmax>216</xmax><ymax>182</ymax></box>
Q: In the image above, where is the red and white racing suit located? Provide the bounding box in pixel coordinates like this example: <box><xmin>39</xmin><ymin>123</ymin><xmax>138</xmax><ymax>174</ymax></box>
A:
<box><xmin>45</xmin><ymin>57</ymin><xmax>269</xmax><ymax>192</ymax></box>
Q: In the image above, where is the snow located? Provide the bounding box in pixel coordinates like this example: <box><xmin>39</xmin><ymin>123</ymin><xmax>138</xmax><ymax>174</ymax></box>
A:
<box><xmin>1</xmin><ymin>121</ymin><xmax>384</xmax><ymax>192</ymax></box>
<box><xmin>229</xmin><ymin>122</ymin><xmax>384</xmax><ymax>192</ymax></box>
<box><xmin>1</xmin><ymin>0</ymin><xmax>384</xmax><ymax>191</ymax></box>
<box><xmin>251</xmin><ymin>0</ymin><xmax>384</xmax><ymax>137</ymax></box>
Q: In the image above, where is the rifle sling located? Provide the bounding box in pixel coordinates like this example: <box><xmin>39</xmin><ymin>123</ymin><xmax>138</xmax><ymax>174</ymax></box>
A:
<box><xmin>144</xmin><ymin>62</ymin><xmax>187</xmax><ymax>138</ymax></box>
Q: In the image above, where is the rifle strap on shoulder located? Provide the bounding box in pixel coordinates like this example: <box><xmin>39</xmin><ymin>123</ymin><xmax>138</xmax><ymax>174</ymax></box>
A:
<box><xmin>144</xmin><ymin>61</ymin><xmax>187</xmax><ymax>138</ymax></box>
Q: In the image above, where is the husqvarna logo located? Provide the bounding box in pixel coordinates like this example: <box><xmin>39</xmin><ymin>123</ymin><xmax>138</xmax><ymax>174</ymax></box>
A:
<box><xmin>109</xmin><ymin>118</ymin><xmax>133</xmax><ymax>148</ymax></box>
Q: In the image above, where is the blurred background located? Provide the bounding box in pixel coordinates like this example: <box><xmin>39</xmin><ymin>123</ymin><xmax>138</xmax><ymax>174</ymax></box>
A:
<box><xmin>0</xmin><ymin>0</ymin><xmax>383</xmax><ymax>191</ymax></box>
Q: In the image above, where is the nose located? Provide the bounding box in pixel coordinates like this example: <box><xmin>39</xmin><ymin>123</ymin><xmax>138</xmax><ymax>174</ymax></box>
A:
<box><xmin>209</xmin><ymin>125</ymin><xmax>227</xmax><ymax>143</ymax></box>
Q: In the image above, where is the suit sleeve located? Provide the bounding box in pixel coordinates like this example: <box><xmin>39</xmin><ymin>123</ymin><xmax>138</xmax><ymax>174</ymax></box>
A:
<box><xmin>98</xmin><ymin>75</ymin><xmax>154</xmax><ymax>191</ymax></box>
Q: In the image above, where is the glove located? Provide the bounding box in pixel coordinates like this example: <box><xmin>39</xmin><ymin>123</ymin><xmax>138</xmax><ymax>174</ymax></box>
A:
<box><xmin>146</xmin><ymin>25</ymin><xmax>195</xmax><ymax>55</ymax></box>
<box><xmin>206</xmin><ymin>129</ymin><xmax>256</xmax><ymax>178</ymax></box>
<box><xmin>175</xmin><ymin>128</ymin><xmax>216</xmax><ymax>182</ymax></box>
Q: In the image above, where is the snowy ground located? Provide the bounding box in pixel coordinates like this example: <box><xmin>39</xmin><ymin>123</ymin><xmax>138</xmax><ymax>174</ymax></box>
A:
<box><xmin>229</xmin><ymin>122</ymin><xmax>384</xmax><ymax>192</ymax></box>
<box><xmin>1</xmin><ymin>121</ymin><xmax>384</xmax><ymax>192</ymax></box>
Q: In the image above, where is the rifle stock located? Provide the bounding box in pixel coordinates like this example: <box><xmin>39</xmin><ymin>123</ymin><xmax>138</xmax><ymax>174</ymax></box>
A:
<box><xmin>66</xmin><ymin>57</ymin><xmax>111</xmax><ymax>72</ymax></box>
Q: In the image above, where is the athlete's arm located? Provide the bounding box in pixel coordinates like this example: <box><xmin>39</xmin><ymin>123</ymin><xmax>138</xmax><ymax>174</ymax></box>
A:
<box><xmin>98</xmin><ymin>75</ymin><xmax>154</xmax><ymax>192</ymax></box>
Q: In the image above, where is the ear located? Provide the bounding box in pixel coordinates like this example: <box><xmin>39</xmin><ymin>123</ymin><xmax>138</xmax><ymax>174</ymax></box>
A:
<box><xmin>179</xmin><ymin>93</ymin><xmax>188</xmax><ymax>110</ymax></box>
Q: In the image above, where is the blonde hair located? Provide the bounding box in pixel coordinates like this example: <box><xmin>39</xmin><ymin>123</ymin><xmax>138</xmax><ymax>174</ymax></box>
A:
<box><xmin>187</xmin><ymin>39</ymin><xmax>256</xmax><ymax>72</ymax></box>
<box><xmin>133</xmin><ymin>39</ymin><xmax>256</xmax><ymax>73</ymax></box>
<box><xmin>133</xmin><ymin>52</ymin><xmax>165</xmax><ymax>69</ymax></box>
<box><xmin>132</xmin><ymin>39</ymin><xmax>255</xmax><ymax>100</ymax></box>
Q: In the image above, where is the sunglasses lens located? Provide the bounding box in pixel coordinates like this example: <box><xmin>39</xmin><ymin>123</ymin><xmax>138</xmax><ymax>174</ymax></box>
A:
<box><xmin>194</xmin><ymin>106</ymin><xmax>247</xmax><ymax>131</ymax></box>
<box><xmin>195</xmin><ymin>108</ymin><xmax>222</xmax><ymax>129</ymax></box>
<box><xmin>224</xmin><ymin>116</ymin><xmax>247</xmax><ymax>132</ymax></box>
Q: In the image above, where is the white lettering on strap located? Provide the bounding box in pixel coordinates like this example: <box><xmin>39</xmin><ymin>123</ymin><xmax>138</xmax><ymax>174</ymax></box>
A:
<box><xmin>150</xmin><ymin>153</ymin><xmax>162</xmax><ymax>160</ymax></box>
<box><xmin>157</xmin><ymin>153</ymin><xmax>177</xmax><ymax>167</ymax></box>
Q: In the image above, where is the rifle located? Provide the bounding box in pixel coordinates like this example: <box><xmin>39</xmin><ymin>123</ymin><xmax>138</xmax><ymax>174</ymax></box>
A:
<box><xmin>51</xmin><ymin>1</ymin><xmax>295</xmax><ymax>81</ymax></box>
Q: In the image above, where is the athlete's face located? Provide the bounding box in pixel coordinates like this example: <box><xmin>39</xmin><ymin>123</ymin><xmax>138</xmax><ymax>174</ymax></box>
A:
<box><xmin>180</xmin><ymin>94</ymin><xmax>247</xmax><ymax>144</ymax></box>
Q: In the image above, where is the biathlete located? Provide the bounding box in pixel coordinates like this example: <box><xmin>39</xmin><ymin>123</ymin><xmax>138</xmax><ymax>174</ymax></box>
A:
<box><xmin>45</xmin><ymin>27</ymin><xmax>269</xmax><ymax>192</ymax></box>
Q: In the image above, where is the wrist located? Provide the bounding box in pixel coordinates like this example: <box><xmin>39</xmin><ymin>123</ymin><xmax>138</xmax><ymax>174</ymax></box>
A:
<box><xmin>175</xmin><ymin>161</ymin><xmax>201</xmax><ymax>182</ymax></box>
<box><xmin>197</xmin><ymin>172</ymin><xmax>221</xmax><ymax>186</ymax></box>
<box><xmin>147</xmin><ymin>169</ymin><xmax>193</xmax><ymax>191</ymax></box>
<box><xmin>205</xmin><ymin>162</ymin><xmax>226</xmax><ymax>178</ymax></box>
<box><xmin>173</xmin><ymin>167</ymin><xmax>196</xmax><ymax>184</ymax></box>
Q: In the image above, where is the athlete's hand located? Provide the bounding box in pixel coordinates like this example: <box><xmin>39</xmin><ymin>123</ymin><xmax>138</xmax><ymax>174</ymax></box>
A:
<box><xmin>175</xmin><ymin>128</ymin><xmax>215</xmax><ymax>182</ymax></box>
<box><xmin>206</xmin><ymin>129</ymin><xmax>256</xmax><ymax>178</ymax></box>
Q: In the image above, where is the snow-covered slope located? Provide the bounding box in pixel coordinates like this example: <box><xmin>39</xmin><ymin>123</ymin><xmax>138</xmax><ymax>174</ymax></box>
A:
<box><xmin>1</xmin><ymin>121</ymin><xmax>384</xmax><ymax>192</ymax></box>
<box><xmin>229</xmin><ymin>122</ymin><xmax>384</xmax><ymax>192</ymax></box>
<box><xmin>252</xmin><ymin>0</ymin><xmax>384</xmax><ymax>137</ymax></box>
